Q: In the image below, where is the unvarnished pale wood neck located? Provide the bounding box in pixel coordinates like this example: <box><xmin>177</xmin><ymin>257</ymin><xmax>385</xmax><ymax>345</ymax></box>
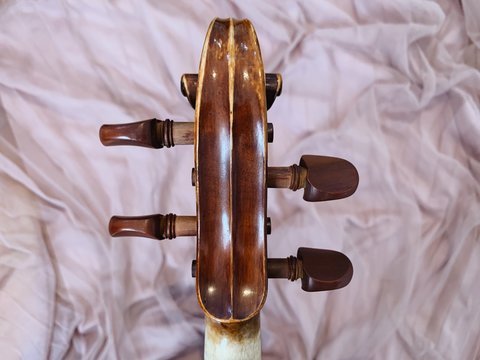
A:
<box><xmin>204</xmin><ymin>315</ymin><xmax>261</xmax><ymax>360</ymax></box>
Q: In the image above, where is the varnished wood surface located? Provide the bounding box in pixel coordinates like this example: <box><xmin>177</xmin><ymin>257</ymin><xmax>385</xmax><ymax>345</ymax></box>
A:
<box><xmin>98</xmin><ymin>16</ymin><xmax>359</xmax><ymax>360</ymax></box>
<box><xmin>195</xmin><ymin>18</ymin><xmax>267</xmax><ymax>322</ymax></box>
<box><xmin>267</xmin><ymin>165</ymin><xmax>306</xmax><ymax>190</ymax></box>
<box><xmin>297</xmin><ymin>247</ymin><xmax>353</xmax><ymax>292</ymax></box>
<box><xmin>300</xmin><ymin>155</ymin><xmax>359</xmax><ymax>202</ymax></box>
<box><xmin>109</xmin><ymin>214</ymin><xmax>196</xmax><ymax>240</ymax></box>
<box><xmin>99</xmin><ymin>119</ymin><xmax>193</xmax><ymax>148</ymax></box>
<box><xmin>182</xmin><ymin>73</ymin><xmax>282</xmax><ymax>110</ymax></box>
<box><xmin>180</xmin><ymin>74</ymin><xmax>198</xmax><ymax>108</ymax></box>
<box><xmin>267</xmin><ymin>156</ymin><xmax>359</xmax><ymax>201</ymax></box>
<box><xmin>101</xmin><ymin>120</ymin><xmax>270</xmax><ymax>148</ymax></box>
<box><xmin>267</xmin><ymin>249</ymin><xmax>353</xmax><ymax>292</ymax></box>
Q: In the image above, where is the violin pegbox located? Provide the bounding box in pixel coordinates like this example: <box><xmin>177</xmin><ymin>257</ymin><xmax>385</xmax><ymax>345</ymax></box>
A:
<box><xmin>100</xmin><ymin>19</ymin><xmax>359</xmax><ymax>359</ymax></box>
<box><xmin>99</xmin><ymin>24</ymin><xmax>359</xmax><ymax>291</ymax></box>
<box><xmin>99</xmin><ymin>17</ymin><xmax>359</xmax><ymax>360</ymax></box>
<box><xmin>181</xmin><ymin>73</ymin><xmax>282</xmax><ymax>110</ymax></box>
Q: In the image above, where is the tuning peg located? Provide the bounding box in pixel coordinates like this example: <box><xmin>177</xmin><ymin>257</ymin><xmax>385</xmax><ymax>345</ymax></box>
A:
<box><xmin>266</xmin><ymin>217</ymin><xmax>272</xmax><ymax>235</ymax></box>
<box><xmin>99</xmin><ymin>119</ymin><xmax>194</xmax><ymax>148</ymax></box>
<box><xmin>180</xmin><ymin>74</ymin><xmax>198</xmax><ymax>108</ymax></box>
<box><xmin>181</xmin><ymin>73</ymin><xmax>282</xmax><ymax>110</ymax></box>
<box><xmin>109</xmin><ymin>213</ymin><xmax>196</xmax><ymax>240</ymax></box>
<box><xmin>267</xmin><ymin>155</ymin><xmax>359</xmax><ymax>202</ymax></box>
<box><xmin>264</xmin><ymin>73</ymin><xmax>282</xmax><ymax>110</ymax></box>
<box><xmin>101</xmin><ymin>118</ymin><xmax>273</xmax><ymax>147</ymax></box>
<box><xmin>267</xmin><ymin>247</ymin><xmax>353</xmax><ymax>292</ymax></box>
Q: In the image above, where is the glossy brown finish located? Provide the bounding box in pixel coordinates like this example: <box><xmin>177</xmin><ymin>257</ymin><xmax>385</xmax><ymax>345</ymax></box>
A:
<box><xmin>196</xmin><ymin>154</ymin><xmax>357</xmax><ymax>195</ymax></box>
<box><xmin>195</xmin><ymin>18</ymin><xmax>267</xmax><ymax>322</ymax></box>
<box><xmin>300</xmin><ymin>155</ymin><xmax>359</xmax><ymax>202</ymax></box>
<box><xmin>101</xmin><ymin>119</ymin><xmax>266</xmax><ymax>148</ymax></box>
<box><xmin>231</xmin><ymin>18</ymin><xmax>268</xmax><ymax>321</ymax></box>
<box><xmin>181</xmin><ymin>73</ymin><xmax>282</xmax><ymax>110</ymax></box>
<box><xmin>99</xmin><ymin>18</ymin><xmax>359</xmax><ymax>355</ymax></box>
<box><xmin>297</xmin><ymin>247</ymin><xmax>353</xmax><ymax>292</ymax></box>
<box><xmin>99</xmin><ymin>119</ymin><xmax>194</xmax><ymax>148</ymax></box>
<box><xmin>109</xmin><ymin>214</ymin><xmax>196</xmax><ymax>240</ymax></box>
<box><xmin>267</xmin><ymin>156</ymin><xmax>359</xmax><ymax>202</ymax></box>
<box><xmin>267</xmin><ymin>248</ymin><xmax>353</xmax><ymax>292</ymax></box>
<box><xmin>266</xmin><ymin>217</ymin><xmax>271</xmax><ymax>235</ymax></box>
<box><xmin>195</xmin><ymin>19</ymin><xmax>232</xmax><ymax>321</ymax></box>
<box><xmin>266</xmin><ymin>123</ymin><xmax>274</xmax><ymax>143</ymax></box>
<box><xmin>265</xmin><ymin>73</ymin><xmax>282</xmax><ymax>111</ymax></box>
<box><xmin>180</xmin><ymin>73</ymin><xmax>198</xmax><ymax>108</ymax></box>
<box><xmin>194</xmin><ymin>247</ymin><xmax>353</xmax><ymax>293</ymax></box>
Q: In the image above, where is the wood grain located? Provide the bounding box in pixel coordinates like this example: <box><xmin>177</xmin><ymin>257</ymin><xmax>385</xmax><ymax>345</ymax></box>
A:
<box><xmin>99</xmin><ymin>119</ymin><xmax>193</xmax><ymax>148</ymax></box>
<box><xmin>182</xmin><ymin>73</ymin><xmax>282</xmax><ymax>110</ymax></box>
<box><xmin>267</xmin><ymin>156</ymin><xmax>359</xmax><ymax>202</ymax></box>
<box><xmin>195</xmin><ymin>18</ymin><xmax>267</xmax><ymax>322</ymax></box>
<box><xmin>300</xmin><ymin>155</ymin><xmax>359</xmax><ymax>202</ymax></box>
<box><xmin>109</xmin><ymin>214</ymin><xmax>196</xmax><ymax>240</ymax></box>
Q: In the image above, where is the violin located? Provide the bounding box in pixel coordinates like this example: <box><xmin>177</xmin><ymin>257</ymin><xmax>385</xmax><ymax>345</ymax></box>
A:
<box><xmin>100</xmin><ymin>18</ymin><xmax>358</xmax><ymax>360</ymax></box>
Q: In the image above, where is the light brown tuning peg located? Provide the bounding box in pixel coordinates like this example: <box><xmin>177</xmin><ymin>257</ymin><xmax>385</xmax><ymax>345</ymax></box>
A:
<box><xmin>99</xmin><ymin>119</ymin><xmax>194</xmax><ymax>148</ymax></box>
<box><xmin>267</xmin><ymin>155</ymin><xmax>359</xmax><ymax>202</ymax></box>
<box><xmin>100</xmin><ymin>118</ymin><xmax>274</xmax><ymax>146</ymax></box>
<box><xmin>181</xmin><ymin>73</ymin><xmax>282</xmax><ymax>110</ymax></box>
<box><xmin>109</xmin><ymin>214</ymin><xmax>196</xmax><ymax>240</ymax></box>
<box><xmin>267</xmin><ymin>247</ymin><xmax>353</xmax><ymax>292</ymax></box>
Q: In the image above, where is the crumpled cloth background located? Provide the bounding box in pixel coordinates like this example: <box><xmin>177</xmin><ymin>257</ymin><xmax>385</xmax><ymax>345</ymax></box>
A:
<box><xmin>0</xmin><ymin>1</ymin><xmax>479</xmax><ymax>359</ymax></box>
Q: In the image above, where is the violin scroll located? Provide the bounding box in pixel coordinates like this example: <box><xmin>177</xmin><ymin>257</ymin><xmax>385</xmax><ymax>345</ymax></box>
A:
<box><xmin>99</xmin><ymin>17</ymin><xmax>359</xmax><ymax>359</ymax></box>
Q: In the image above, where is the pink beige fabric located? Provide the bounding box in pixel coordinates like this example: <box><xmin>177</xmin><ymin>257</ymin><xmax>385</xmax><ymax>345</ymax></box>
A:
<box><xmin>0</xmin><ymin>1</ymin><xmax>479</xmax><ymax>359</ymax></box>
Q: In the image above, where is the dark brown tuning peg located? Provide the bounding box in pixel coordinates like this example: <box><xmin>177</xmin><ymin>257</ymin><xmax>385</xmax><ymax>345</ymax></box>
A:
<box><xmin>99</xmin><ymin>119</ymin><xmax>194</xmax><ymax>148</ymax></box>
<box><xmin>109</xmin><ymin>214</ymin><xmax>196</xmax><ymax>240</ymax></box>
<box><xmin>267</xmin><ymin>155</ymin><xmax>359</xmax><ymax>202</ymax></box>
<box><xmin>267</xmin><ymin>247</ymin><xmax>353</xmax><ymax>292</ymax></box>
<box><xmin>181</xmin><ymin>73</ymin><xmax>282</xmax><ymax>110</ymax></box>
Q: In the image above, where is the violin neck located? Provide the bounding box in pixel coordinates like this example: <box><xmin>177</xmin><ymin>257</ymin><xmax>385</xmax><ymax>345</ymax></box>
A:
<box><xmin>204</xmin><ymin>315</ymin><xmax>261</xmax><ymax>360</ymax></box>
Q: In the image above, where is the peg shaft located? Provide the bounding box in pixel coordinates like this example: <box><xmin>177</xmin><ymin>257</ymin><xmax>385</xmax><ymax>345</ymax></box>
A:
<box><xmin>267</xmin><ymin>256</ymin><xmax>303</xmax><ymax>280</ymax></box>
<box><xmin>99</xmin><ymin>119</ymin><xmax>194</xmax><ymax>148</ymax></box>
<box><xmin>109</xmin><ymin>215</ymin><xmax>268</xmax><ymax>240</ymax></box>
<box><xmin>267</xmin><ymin>164</ymin><xmax>307</xmax><ymax>190</ymax></box>
<box><xmin>181</xmin><ymin>73</ymin><xmax>282</xmax><ymax>110</ymax></box>
<box><xmin>109</xmin><ymin>214</ymin><xmax>196</xmax><ymax>240</ymax></box>
<box><xmin>100</xmin><ymin>119</ymin><xmax>273</xmax><ymax>148</ymax></box>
